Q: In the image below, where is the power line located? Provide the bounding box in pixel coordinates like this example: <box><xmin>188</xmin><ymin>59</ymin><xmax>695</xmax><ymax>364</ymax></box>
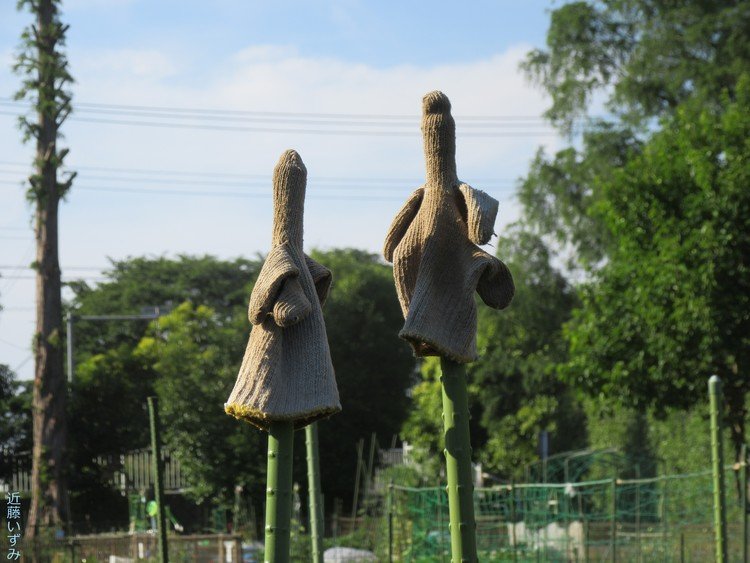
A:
<box><xmin>0</xmin><ymin>265</ymin><xmax>107</xmax><ymax>271</ymax></box>
<box><xmin>0</xmin><ymin>162</ymin><xmax>519</xmax><ymax>186</ymax></box>
<box><xmin>0</xmin><ymin>97</ymin><xmax>554</xmax><ymax>122</ymax></box>
<box><xmin>0</xmin><ymin>240</ymin><xmax>35</xmax><ymax>295</ymax></box>
<box><xmin>16</xmin><ymin>105</ymin><xmax>553</xmax><ymax>130</ymax></box>
<box><xmin>0</xmin><ymin>276</ymin><xmax>107</xmax><ymax>282</ymax></box>
<box><xmin>0</xmin><ymin>172</ymin><xmax>516</xmax><ymax>190</ymax></box>
<box><xmin>0</xmin><ymin>180</ymin><xmax>517</xmax><ymax>201</ymax></box>
<box><xmin>0</xmin><ymin>113</ymin><xmax>558</xmax><ymax>138</ymax></box>
<box><xmin>0</xmin><ymin>98</ymin><xmax>562</xmax><ymax>137</ymax></box>
<box><xmin>12</xmin><ymin>354</ymin><xmax>33</xmax><ymax>373</ymax></box>
<box><xmin>0</xmin><ymin>336</ymin><xmax>29</xmax><ymax>351</ymax></box>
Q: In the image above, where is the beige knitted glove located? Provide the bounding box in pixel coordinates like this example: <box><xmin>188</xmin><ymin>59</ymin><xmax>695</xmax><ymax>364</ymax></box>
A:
<box><xmin>383</xmin><ymin>91</ymin><xmax>514</xmax><ymax>363</ymax></box>
<box><xmin>225</xmin><ymin>150</ymin><xmax>341</xmax><ymax>430</ymax></box>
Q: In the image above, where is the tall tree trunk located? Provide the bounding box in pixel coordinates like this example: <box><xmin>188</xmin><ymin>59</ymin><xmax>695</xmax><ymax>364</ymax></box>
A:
<box><xmin>25</xmin><ymin>0</ymin><xmax>70</xmax><ymax>537</ymax></box>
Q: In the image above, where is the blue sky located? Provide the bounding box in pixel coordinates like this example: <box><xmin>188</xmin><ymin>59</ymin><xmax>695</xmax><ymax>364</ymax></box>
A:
<box><xmin>0</xmin><ymin>1</ymin><xmax>560</xmax><ymax>379</ymax></box>
<box><xmin>2</xmin><ymin>1</ymin><xmax>551</xmax><ymax>70</ymax></box>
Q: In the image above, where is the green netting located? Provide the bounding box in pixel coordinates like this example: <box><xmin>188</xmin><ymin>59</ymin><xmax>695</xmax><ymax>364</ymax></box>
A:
<box><xmin>373</xmin><ymin>465</ymin><xmax>748</xmax><ymax>562</ymax></box>
<box><xmin>523</xmin><ymin>448</ymin><xmax>660</xmax><ymax>484</ymax></box>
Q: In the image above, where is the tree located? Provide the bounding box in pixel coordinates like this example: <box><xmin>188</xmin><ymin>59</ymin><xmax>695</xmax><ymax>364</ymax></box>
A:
<box><xmin>309</xmin><ymin>249</ymin><xmax>415</xmax><ymax>506</ymax></box>
<box><xmin>0</xmin><ymin>366</ymin><xmax>33</xmax><ymax>500</ymax></box>
<box><xmin>66</xmin><ymin>255</ymin><xmax>260</xmax><ymax>526</ymax></box>
<box><xmin>401</xmin><ymin>231</ymin><xmax>586</xmax><ymax>480</ymax></box>
<box><xmin>519</xmin><ymin>0</ymin><xmax>750</xmax><ymax>462</ymax></box>
<box><xmin>520</xmin><ymin>0</ymin><xmax>750</xmax><ymax>263</ymax></box>
<box><xmin>0</xmin><ymin>364</ymin><xmax>33</xmax><ymax>452</ymax></box>
<box><xmin>563</xmin><ymin>80</ymin><xmax>750</xmax><ymax>459</ymax></box>
<box><xmin>69</xmin><ymin>255</ymin><xmax>259</xmax><ymax>360</ymax></box>
<box><xmin>522</xmin><ymin>0</ymin><xmax>750</xmax><ymax>130</ymax></box>
<box><xmin>471</xmin><ymin>231</ymin><xmax>585</xmax><ymax>479</ymax></box>
<box><xmin>136</xmin><ymin>303</ymin><xmax>266</xmax><ymax>507</ymax></box>
<box><xmin>14</xmin><ymin>0</ymin><xmax>76</xmax><ymax>533</ymax></box>
<box><xmin>66</xmin><ymin>250</ymin><xmax>414</xmax><ymax>521</ymax></box>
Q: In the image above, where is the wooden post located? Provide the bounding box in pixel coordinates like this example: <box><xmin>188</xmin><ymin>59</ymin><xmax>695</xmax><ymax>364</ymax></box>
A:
<box><xmin>351</xmin><ymin>439</ymin><xmax>364</xmax><ymax>519</ymax></box>
<box><xmin>148</xmin><ymin>397</ymin><xmax>169</xmax><ymax>563</ymax></box>
<box><xmin>440</xmin><ymin>358</ymin><xmax>478</xmax><ymax>562</ymax></box>
<box><xmin>366</xmin><ymin>432</ymin><xmax>377</xmax><ymax>497</ymax></box>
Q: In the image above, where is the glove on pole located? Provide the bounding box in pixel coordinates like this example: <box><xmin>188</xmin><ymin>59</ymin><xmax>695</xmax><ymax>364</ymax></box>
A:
<box><xmin>383</xmin><ymin>91</ymin><xmax>515</xmax><ymax>562</ymax></box>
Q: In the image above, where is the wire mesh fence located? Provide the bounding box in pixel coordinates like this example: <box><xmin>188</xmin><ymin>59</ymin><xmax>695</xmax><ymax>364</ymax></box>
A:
<box><xmin>329</xmin><ymin>464</ymin><xmax>747</xmax><ymax>562</ymax></box>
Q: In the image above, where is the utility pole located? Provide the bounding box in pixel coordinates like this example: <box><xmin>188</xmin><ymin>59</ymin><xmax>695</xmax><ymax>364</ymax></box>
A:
<box><xmin>15</xmin><ymin>0</ymin><xmax>76</xmax><ymax>536</ymax></box>
<box><xmin>65</xmin><ymin>308</ymin><xmax>166</xmax><ymax>383</ymax></box>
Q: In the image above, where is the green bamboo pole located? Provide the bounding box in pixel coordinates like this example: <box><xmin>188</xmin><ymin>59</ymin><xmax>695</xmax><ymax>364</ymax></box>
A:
<box><xmin>387</xmin><ymin>480</ymin><xmax>394</xmax><ymax>563</ymax></box>
<box><xmin>265</xmin><ymin>420</ymin><xmax>294</xmax><ymax>563</ymax></box>
<box><xmin>610</xmin><ymin>478</ymin><xmax>617</xmax><ymax>563</ymax></box>
<box><xmin>709</xmin><ymin>375</ymin><xmax>728</xmax><ymax>563</ymax></box>
<box><xmin>305</xmin><ymin>422</ymin><xmax>324</xmax><ymax>563</ymax></box>
<box><xmin>147</xmin><ymin>397</ymin><xmax>169</xmax><ymax>563</ymax></box>
<box><xmin>635</xmin><ymin>464</ymin><xmax>641</xmax><ymax>563</ymax></box>
<box><xmin>742</xmin><ymin>443</ymin><xmax>748</xmax><ymax>563</ymax></box>
<box><xmin>440</xmin><ymin>357</ymin><xmax>478</xmax><ymax>562</ymax></box>
<box><xmin>510</xmin><ymin>483</ymin><xmax>517</xmax><ymax>563</ymax></box>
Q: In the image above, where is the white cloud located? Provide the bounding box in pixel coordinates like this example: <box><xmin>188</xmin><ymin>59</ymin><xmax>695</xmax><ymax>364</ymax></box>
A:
<box><xmin>0</xmin><ymin>42</ymin><xmax>562</xmax><ymax>379</ymax></box>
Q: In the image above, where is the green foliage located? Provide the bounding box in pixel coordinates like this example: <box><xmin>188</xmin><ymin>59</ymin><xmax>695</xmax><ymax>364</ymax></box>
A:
<box><xmin>519</xmin><ymin>125</ymin><xmax>641</xmax><ymax>267</ymax></box>
<box><xmin>14</xmin><ymin>0</ymin><xmax>76</xmax><ymax>200</ymax></box>
<box><xmin>563</xmin><ymin>79</ymin><xmax>750</xmax><ymax>455</ymax></box>
<box><xmin>400</xmin><ymin>358</ymin><xmax>444</xmax><ymax>478</ymax></box>
<box><xmin>519</xmin><ymin>1</ymin><xmax>750</xmax><ymax>463</ymax></box>
<box><xmin>69</xmin><ymin>255</ymin><xmax>259</xmax><ymax>360</ymax></box>
<box><xmin>0</xmin><ymin>365</ymin><xmax>31</xmax><ymax>453</ymax></box>
<box><xmin>66</xmin><ymin>250</ymin><xmax>414</xmax><ymax>521</ymax></box>
<box><xmin>471</xmin><ymin>231</ymin><xmax>586</xmax><ymax>479</ymax></box>
<box><xmin>309</xmin><ymin>249</ymin><xmax>415</xmax><ymax>506</ymax></box>
<box><xmin>521</xmin><ymin>0</ymin><xmax>750</xmax><ymax>265</ymax></box>
<box><xmin>523</xmin><ymin>0</ymin><xmax>750</xmax><ymax>129</ymax></box>
<box><xmin>401</xmin><ymin>233</ymin><xmax>586</xmax><ymax>481</ymax></box>
<box><xmin>136</xmin><ymin>302</ymin><xmax>265</xmax><ymax>506</ymax></box>
<box><xmin>378</xmin><ymin>464</ymin><xmax>423</xmax><ymax>489</ymax></box>
<box><xmin>66</xmin><ymin>255</ymin><xmax>260</xmax><ymax>525</ymax></box>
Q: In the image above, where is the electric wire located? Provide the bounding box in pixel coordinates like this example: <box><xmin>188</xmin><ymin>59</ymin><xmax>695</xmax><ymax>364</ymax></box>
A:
<box><xmin>0</xmin><ymin>162</ymin><xmax>519</xmax><ymax>186</ymax></box>
<box><xmin>0</xmin><ymin>97</ymin><xmax>565</xmax><ymax>137</ymax></box>
<box><xmin>0</xmin><ymin>97</ymin><xmax>556</xmax><ymax>122</ymax></box>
